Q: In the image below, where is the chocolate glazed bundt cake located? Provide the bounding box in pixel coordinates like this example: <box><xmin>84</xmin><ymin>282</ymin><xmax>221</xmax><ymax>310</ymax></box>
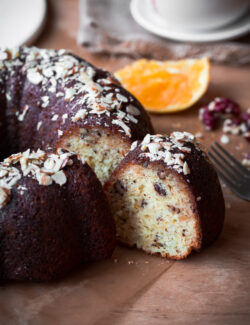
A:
<box><xmin>0</xmin><ymin>149</ymin><xmax>116</xmax><ymax>281</ymax></box>
<box><xmin>104</xmin><ymin>132</ymin><xmax>225</xmax><ymax>260</ymax></box>
<box><xmin>0</xmin><ymin>47</ymin><xmax>153</xmax><ymax>184</ymax></box>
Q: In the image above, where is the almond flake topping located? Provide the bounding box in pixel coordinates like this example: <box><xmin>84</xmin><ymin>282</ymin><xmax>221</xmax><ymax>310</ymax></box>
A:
<box><xmin>112</xmin><ymin>119</ymin><xmax>131</xmax><ymax>137</ymax></box>
<box><xmin>17</xmin><ymin>105</ymin><xmax>29</xmax><ymax>122</ymax></box>
<box><xmin>51</xmin><ymin>170</ymin><xmax>67</xmax><ymax>186</ymax></box>
<box><xmin>51</xmin><ymin>114</ymin><xmax>58</xmax><ymax>121</ymax></box>
<box><xmin>37</xmin><ymin>121</ymin><xmax>42</xmax><ymax>131</ymax></box>
<box><xmin>71</xmin><ymin>109</ymin><xmax>87</xmax><ymax>122</ymax></box>
<box><xmin>116</xmin><ymin>93</ymin><xmax>128</xmax><ymax>102</ymax></box>
<box><xmin>0</xmin><ymin>149</ymin><xmax>75</xmax><ymax>209</ymax></box>
<box><xmin>130</xmin><ymin>140</ymin><xmax>138</xmax><ymax>151</ymax></box>
<box><xmin>0</xmin><ymin>188</ymin><xmax>10</xmax><ymax>208</ymax></box>
<box><xmin>62</xmin><ymin>113</ymin><xmax>68</xmax><ymax>124</ymax></box>
<box><xmin>0</xmin><ymin>46</ymin><xmax>143</xmax><ymax>138</ymax></box>
<box><xmin>27</xmin><ymin>69</ymin><xmax>43</xmax><ymax>85</ymax></box>
<box><xmin>183</xmin><ymin>161</ymin><xmax>190</xmax><ymax>175</ymax></box>
<box><xmin>136</xmin><ymin>132</ymin><xmax>200</xmax><ymax>176</ymax></box>
<box><xmin>126</xmin><ymin>105</ymin><xmax>140</xmax><ymax>116</ymax></box>
<box><xmin>41</xmin><ymin>95</ymin><xmax>49</xmax><ymax>108</ymax></box>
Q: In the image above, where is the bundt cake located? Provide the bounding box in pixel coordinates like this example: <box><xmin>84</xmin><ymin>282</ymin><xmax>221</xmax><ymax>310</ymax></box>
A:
<box><xmin>0</xmin><ymin>149</ymin><xmax>116</xmax><ymax>281</ymax></box>
<box><xmin>104</xmin><ymin>132</ymin><xmax>225</xmax><ymax>259</ymax></box>
<box><xmin>0</xmin><ymin>47</ymin><xmax>154</xmax><ymax>184</ymax></box>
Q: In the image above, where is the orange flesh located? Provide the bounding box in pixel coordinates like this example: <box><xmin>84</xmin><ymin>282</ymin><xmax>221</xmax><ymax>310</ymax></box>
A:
<box><xmin>115</xmin><ymin>58</ymin><xmax>210</xmax><ymax>113</ymax></box>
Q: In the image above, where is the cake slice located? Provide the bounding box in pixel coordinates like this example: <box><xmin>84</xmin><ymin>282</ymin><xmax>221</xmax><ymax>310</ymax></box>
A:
<box><xmin>104</xmin><ymin>132</ymin><xmax>225</xmax><ymax>259</ymax></box>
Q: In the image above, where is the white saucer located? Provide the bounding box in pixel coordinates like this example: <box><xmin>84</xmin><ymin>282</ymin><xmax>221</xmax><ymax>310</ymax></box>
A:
<box><xmin>0</xmin><ymin>0</ymin><xmax>47</xmax><ymax>48</ymax></box>
<box><xmin>130</xmin><ymin>0</ymin><xmax>250</xmax><ymax>42</ymax></box>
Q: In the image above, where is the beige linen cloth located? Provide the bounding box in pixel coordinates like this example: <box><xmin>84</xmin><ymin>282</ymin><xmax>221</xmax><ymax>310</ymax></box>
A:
<box><xmin>78</xmin><ymin>0</ymin><xmax>250</xmax><ymax>65</ymax></box>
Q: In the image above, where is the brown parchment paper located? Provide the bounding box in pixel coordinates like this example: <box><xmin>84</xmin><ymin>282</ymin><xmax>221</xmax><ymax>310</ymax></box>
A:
<box><xmin>0</xmin><ymin>249</ymin><xmax>172</xmax><ymax>325</ymax></box>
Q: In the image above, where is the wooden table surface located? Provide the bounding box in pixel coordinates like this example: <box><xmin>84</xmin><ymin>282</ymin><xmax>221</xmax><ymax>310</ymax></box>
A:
<box><xmin>0</xmin><ymin>1</ymin><xmax>249</xmax><ymax>324</ymax></box>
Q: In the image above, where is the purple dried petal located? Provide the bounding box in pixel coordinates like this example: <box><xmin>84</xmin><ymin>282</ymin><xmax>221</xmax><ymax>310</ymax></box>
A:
<box><xmin>199</xmin><ymin>107</ymin><xmax>218</xmax><ymax>130</ymax></box>
<box><xmin>199</xmin><ymin>97</ymin><xmax>241</xmax><ymax>131</ymax></box>
<box><xmin>212</xmin><ymin>98</ymin><xmax>240</xmax><ymax>115</ymax></box>
<box><xmin>199</xmin><ymin>98</ymin><xmax>249</xmax><ymax>142</ymax></box>
<box><xmin>231</xmin><ymin>117</ymin><xmax>242</xmax><ymax>125</ymax></box>
<box><xmin>240</xmin><ymin>112</ymin><xmax>250</xmax><ymax>124</ymax></box>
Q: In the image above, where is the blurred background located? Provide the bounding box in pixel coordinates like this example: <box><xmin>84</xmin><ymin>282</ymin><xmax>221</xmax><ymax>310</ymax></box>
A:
<box><xmin>1</xmin><ymin>0</ymin><xmax>250</xmax><ymax>65</ymax></box>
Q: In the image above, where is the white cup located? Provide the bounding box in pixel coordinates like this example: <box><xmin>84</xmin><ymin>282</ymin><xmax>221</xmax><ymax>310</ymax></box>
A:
<box><xmin>151</xmin><ymin>0</ymin><xmax>250</xmax><ymax>31</ymax></box>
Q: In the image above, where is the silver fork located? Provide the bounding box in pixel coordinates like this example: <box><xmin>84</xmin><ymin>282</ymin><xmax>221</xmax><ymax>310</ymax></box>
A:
<box><xmin>208</xmin><ymin>142</ymin><xmax>250</xmax><ymax>201</ymax></box>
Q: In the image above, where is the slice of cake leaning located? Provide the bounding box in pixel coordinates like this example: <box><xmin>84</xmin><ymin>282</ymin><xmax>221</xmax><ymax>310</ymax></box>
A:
<box><xmin>104</xmin><ymin>132</ymin><xmax>225</xmax><ymax>259</ymax></box>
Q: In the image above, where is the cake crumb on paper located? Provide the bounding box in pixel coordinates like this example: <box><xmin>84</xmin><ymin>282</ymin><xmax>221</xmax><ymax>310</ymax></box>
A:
<box><xmin>220</xmin><ymin>134</ymin><xmax>230</xmax><ymax>144</ymax></box>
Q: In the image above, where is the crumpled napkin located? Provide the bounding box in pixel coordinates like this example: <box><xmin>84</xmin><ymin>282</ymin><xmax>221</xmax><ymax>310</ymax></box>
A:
<box><xmin>78</xmin><ymin>0</ymin><xmax>250</xmax><ymax>65</ymax></box>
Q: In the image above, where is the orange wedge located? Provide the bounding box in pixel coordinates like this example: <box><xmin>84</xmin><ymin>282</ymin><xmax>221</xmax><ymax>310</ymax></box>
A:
<box><xmin>115</xmin><ymin>58</ymin><xmax>210</xmax><ymax>113</ymax></box>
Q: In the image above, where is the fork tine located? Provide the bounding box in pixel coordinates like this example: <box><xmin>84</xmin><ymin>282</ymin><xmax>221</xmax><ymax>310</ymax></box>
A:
<box><xmin>215</xmin><ymin>168</ymin><xmax>238</xmax><ymax>189</ymax></box>
<box><xmin>210</xmin><ymin>146</ymin><xmax>244</xmax><ymax>182</ymax></box>
<box><xmin>208</xmin><ymin>151</ymin><xmax>241</xmax><ymax>185</ymax></box>
<box><xmin>215</xmin><ymin>168</ymin><xmax>248</xmax><ymax>200</ymax></box>
<box><xmin>215</xmin><ymin>142</ymin><xmax>250</xmax><ymax>177</ymax></box>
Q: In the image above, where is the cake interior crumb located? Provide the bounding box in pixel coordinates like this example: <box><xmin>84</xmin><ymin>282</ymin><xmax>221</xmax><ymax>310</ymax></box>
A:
<box><xmin>60</xmin><ymin>128</ymin><xmax>130</xmax><ymax>184</ymax></box>
<box><xmin>106</xmin><ymin>163</ymin><xmax>199</xmax><ymax>258</ymax></box>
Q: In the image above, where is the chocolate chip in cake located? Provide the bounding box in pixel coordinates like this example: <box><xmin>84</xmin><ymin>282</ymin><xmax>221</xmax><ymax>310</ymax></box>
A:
<box><xmin>141</xmin><ymin>199</ymin><xmax>147</xmax><ymax>208</ymax></box>
<box><xmin>153</xmin><ymin>235</ymin><xmax>163</xmax><ymax>248</ymax></box>
<box><xmin>154</xmin><ymin>183</ymin><xmax>167</xmax><ymax>196</ymax></box>
<box><xmin>114</xmin><ymin>180</ymin><xmax>127</xmax><ymax>196</ymax></box>
<box><xmin>190</xmin><ymin>204</ymin><xmax>197</xmax><ymax>214</ymax></box>
<box><xmin>167</xmin><ymin>205</ymin><xmax>180</xmax><ymax>214</ymax></box>
<box><xmin>94</xmin><ymin>130</ymin><xmax>102</xmax><ymax>137</ymax></box>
